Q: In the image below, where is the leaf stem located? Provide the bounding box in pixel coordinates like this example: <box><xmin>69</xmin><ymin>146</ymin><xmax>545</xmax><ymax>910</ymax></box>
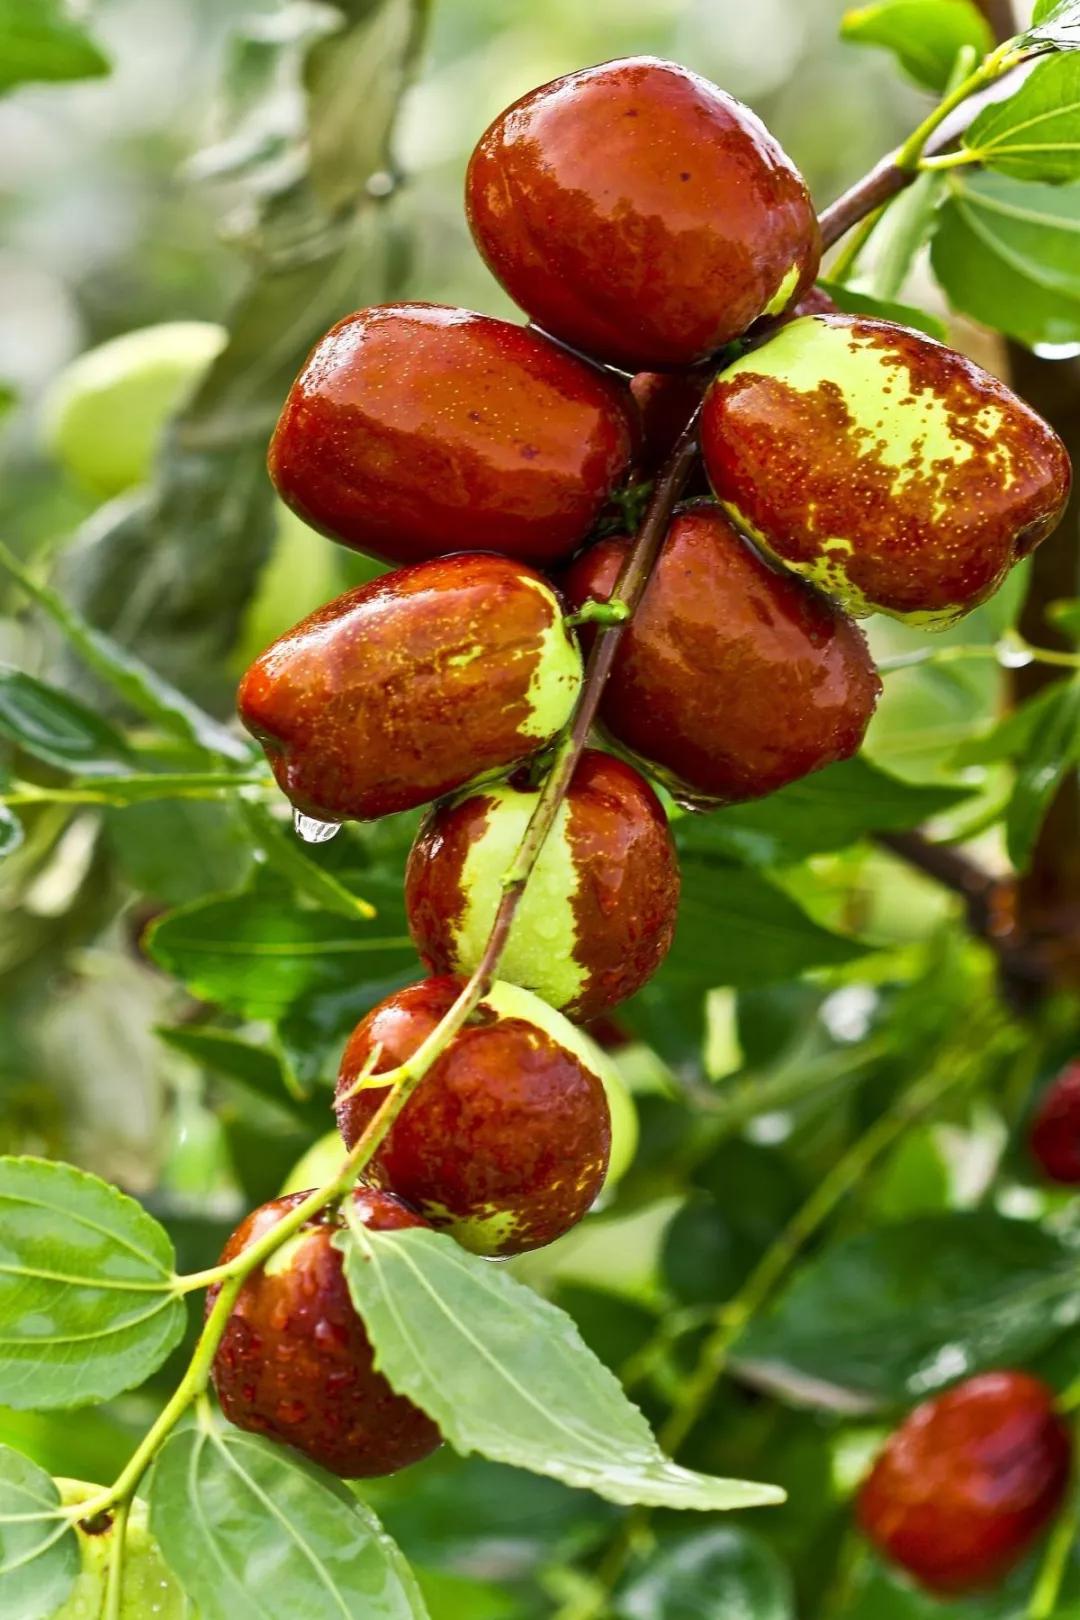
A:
<box><xmin>819</xmin><ymin>39</ymin><xmax>1028</xmax><ymax>249</ymax></box>
<box><xmin>1</xmin><ymin>774</ymin><xmax>272</xmax><ymax>807</ymax></box>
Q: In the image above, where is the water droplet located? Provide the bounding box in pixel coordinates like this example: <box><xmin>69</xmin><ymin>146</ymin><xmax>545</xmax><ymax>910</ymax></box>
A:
<box><xmin>294</xmin><ymin>810</ymin><xmax>341</xmax><ymax>844</ymax></box>
<box><xmin>996</xmin><ymin>642</ymin><xmax>1034</xmax><ymax>670</ymax></box>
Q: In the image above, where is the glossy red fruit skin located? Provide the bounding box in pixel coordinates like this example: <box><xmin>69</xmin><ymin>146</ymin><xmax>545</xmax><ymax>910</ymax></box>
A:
<box><xmin>466</xmin><ymin>57</ymin><xmax>821</xmax><ymax>371</ymax></box>
<box><xmin>857</xmin><ymin>1372</ymin><xmax>1071</xmax><ymax>1594</ymax></box>
<box><xmin>701</xmin><ymin>314</ymin><xmax>1072</xmax><ymax>624</ymax></box>
<box><xmin>237</xmin><ymin>552</ymin><xmax>580</xmax><ymax>822</ymax></box>
<box><xmin>1030</xmin><ymin>1060</ymin><xmax>1080</xmax><ymax>1184</ymax></box>
<box><xmin>268</xmin><ymin>303</ymin><xmax>635</xmax><ymax>567</ymax></box>
<box><xmin>404</xmin><ymin>750</ymin><xmax>681</xmax><ymax>1020</ymax></box>
<box><xmin>334</xmin><ymin>978</ymin><xmax>611</xmax><ymax>1256</ymax></box>
<box><xmin>561</xmin><ymin>503</ymin><xmax>882</xmax><ymax>808</ymax></box>
<box><xmin>210</xmin><ymin>1189</ymin><xmax>441</xmax><ymax>1478</ymax></box>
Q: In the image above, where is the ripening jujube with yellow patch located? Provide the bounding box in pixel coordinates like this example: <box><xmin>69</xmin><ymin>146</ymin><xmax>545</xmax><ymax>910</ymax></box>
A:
<box><xmin>334</xmin><ymin>979</ymin><xmax>618</xmax><ymax>1257</ymax></box>
<box><xmin>208</xmin><ymin>49</ymin><xmax>1080</xmax><ymax>1571</ymax></box>
<box><xmin>701</xmin><ymin>313</ymin><xmax>1072</xmax><ymax>627</ymax></box>
<box><xmin>237</xmin><ymin>552</ymin><xmax>582</xmax><ymax>823</ymax></box>
<box><xmin>404</xmin><ymin>749</ymin><xmax>680</xmax><ymax>1021</ymax></box>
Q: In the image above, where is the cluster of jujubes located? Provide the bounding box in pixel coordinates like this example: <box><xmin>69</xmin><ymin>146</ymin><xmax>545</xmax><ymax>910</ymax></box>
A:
<box><xmin>214</xmin><ymin>55</ymin><xmax>1072</xmax><ymax>1503</ymax></box>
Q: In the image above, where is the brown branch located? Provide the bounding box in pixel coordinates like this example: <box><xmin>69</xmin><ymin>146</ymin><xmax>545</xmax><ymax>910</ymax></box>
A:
<box><xmin>875</xmin><ymin>831</ymin><xmax>1010</xmax><ymax>944</ymax></box>
<box><xmin>470</xmin><ymin>416</ymin><xmax>702</xmax><ymax>992</ymax></box>
<box><xmin>820</xmin><ymin>157</ymin><xmax>916</xmax><ymax>250</ymax></box>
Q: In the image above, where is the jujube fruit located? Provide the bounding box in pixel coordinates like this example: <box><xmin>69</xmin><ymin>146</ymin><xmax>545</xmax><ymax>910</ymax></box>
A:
<box><xmin>237</xmin><ymin>552</ymin><xmax>582</xmax><ymax>822</ymax></box>
<box><xmin>210</xmin><ymin>1188</ymin><xmax>441</xmax><ymax>1478</ymax></box>
<box><xmin>857</xmin><ymin>1371</ymin><xmax>1071</xmax><ymax>1594</ymax></box>
<box><xmin>334</xmin><ymin>978</ymin><xmax>614</xmax><ymax>1255</ymax></box>
<box><xmin>43</xmin><ymin>320</ymin><xmax>227</xmax><ymax>499</ymax></box>
<box><xmin>404</xmin><ymin>749</ymin><xmax>680</xmax><ymax>1020</ymax></box>
<box><xmin>268</xmin><ymin>303</ymin><xmax>635</xmax><ymax>567</ymax></box>
<box><xmin>561</xmin><ymin>503</ymin><xmax>881</xmax><ymax>808</ymax></box>
<box><xmin>466</xmin><ymin>57</ymin><xmax>821</xmax><ymax>371</ymax></box>
<box><xmin>702</xmin><ymin>313</ymin><xmax>1071</xmax><ymax>627</ymax></box>
<box><xmin>1030</xmin><ymin>1060</ymin><xmax>1080</xmax><ymax>1184</ymax></box>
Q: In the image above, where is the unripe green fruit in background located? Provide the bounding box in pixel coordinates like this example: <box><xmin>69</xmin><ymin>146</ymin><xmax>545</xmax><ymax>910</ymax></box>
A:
<box><xmin>405</xmin><ymin>750</ymin><xmax>679</xmax><ymax>1021</ymax></box>
<box><xmin>43</xmin><ymin>321</ymin><xmax>226</xmax><ymax>498</ymax></box>
<box><xmin>279</xmin><ymin>1128</ymin><xmax>347</xmax><ymax>1196</ymax></box>
<box><xmin>50</xmin><ymin>1480</ymin><xmax>190</xmax><ymax>1618</ymax></box>
<box><xmin>701</xmin><ymin>314</ymin><xmax>1071</xmax><ymax>628</ymax></box>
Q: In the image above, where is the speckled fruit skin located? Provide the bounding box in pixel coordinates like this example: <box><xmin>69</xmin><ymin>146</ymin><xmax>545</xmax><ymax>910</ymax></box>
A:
<box><xmin>1030</xmin><ymin>1060</ymin><xmax>1080</xmax><ymax>1184</ymax></box>
<box><xmin>404</xmin><ymin>750</ymin><xmax>680</xmax><ymax>1020</ymax></box>
<box><xmin>334</xmin><ymin>978</ymin><xmax>612</xmax><ymax>1256</ymax></box>
<box><xmin>857</xmin><ymin>1372</ymin><xmax>1071</xmax><ymax>1594</ymax></box>
<box><xmin>210</xmin><ymin>1188</ymin><xmax>441</xmax><ymax>1479</ymax></box>
<box><xmin>702</xmin><ymin>314</ymin><xmax>1072</xmax><ymax>627</ymax></box>
<box><xmin>268</xmin><ymin>303</ymin><xmax>635</xmax><ymax>567</ymax></box>
<box><xmin>237</xmin><ymin>552</ymin><xmax>582</xmax><ymax>822</ymax></box>
<box><xmin>465</xmin><ymin>57</ymin><xmax>821</xmax><ymax>371</ymax></box>
<box><xmin>561</xmin><ymin>503</ymin><xmax>881</xmax><ymax>808</ymax></box>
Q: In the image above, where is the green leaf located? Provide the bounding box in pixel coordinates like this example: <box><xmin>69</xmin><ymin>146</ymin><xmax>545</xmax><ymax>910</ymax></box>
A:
<box><xmin>105</xmin><ymin>797</ymin><xmax>253</xmax><ymax>907</ymax></box>
<box><xmin>238</xmin><ymin>798</ymin><xmax>376</xmax><ymax>920</ymax></box>
<box><xmin>815</xmin><ymin>281</ymin><xmax>949</xmax><ymax>342</ymax></box>
<box><xmin>615</xmin><ymin>1529</ymin><xmax>795</xmax><ymax>1620</ymax></box>
<box><xmin>676</xmin><ymin>758</ymin><xmax>969</xmax><ymax>866</ymax></box>
<box><xmin>155</xmin><ymin>1024</ymin><xmax>327</xmax><ymax>1124</ymax></box>
<box><xmin>0</xmin><ymin>1157</ymin><xmax>186</xmax><ymax>1409</ymax></box>
<box><xmin>340</xmin><ymin>1221</ymin><xmax>783</xmax><ymax>1513</ymax></box>
<box><xmin>17</xmin><ymin>771</ymin><xmax>263</xmax><ymax>805</ymax></box>
<box><xmin>931</xmin><ymin>169</ymin><xmax>1080</xmax><ymax>346</ymax></box>
<box><xmin>0</xmin><ymin>1445</ymin><xmax>77</xmax><ymax>1620</ymax></box>
<box><xmin>0</xmin><ymin>804</ymin><xmax>22</xmax><ymax>858</ymax></box>
<box><xmin>0</xmin><ymin>539</ymin><xmax>251</xmax><ymax>763</ymax></box>
<box><xmin>0</xmin><ymin>0</ymin><xmax>110</xmax><ymax>91</ymax></box>
<box><xmin>149</xmin><ymin>1418</ymin><xmax>429</xmax><ymax>1620</ymax></box>
<box><xmin>1029</xmin><ymin>0</ymin><xmax>1080</xmax><ymax>50</ymax></box>
<box><xmin>1006</xmin><ymin>677</ymin><xmax>1080</xmax><ymax>868</ymax></box>
<box><xmin>737</xmin><ymin>1212</ymin><xmax>1080</xmax><ymax>1409</ymax></box>
<box><xmin>662</xmin><ymin>857</ymin><xmax>870</xmax><ymax>986</ymax></box>
<box><xmin>1048</xmin><ymin>597</ymin><xmax>1080</xmax><ymax>639</ymax></box>
<box><xmin>951</xmin><ymin>683</ymin><xmax>1063</xmax><ymax>766</ymax></box>
<box><xmin>0</xmin><ymin>667</ymin><xmax>132</xmax><ymax>777</ymax></box>
<box><xmin>964</xmin><ymin>55</ymin><xmax>1080</xmax><ymax>182</ymax></box>
<box><xmin>840</xmin><ymin>1</ymin><xmax>992</xmax><ymax>91</ymax></box>
<box><xmin>145</xmin><ymin>883</ymin><xmax>415</xmax><ymax>1020</ymax></box>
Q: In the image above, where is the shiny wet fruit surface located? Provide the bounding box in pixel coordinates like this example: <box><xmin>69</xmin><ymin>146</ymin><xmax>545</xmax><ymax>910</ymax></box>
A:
<box><xmin>210</xmin><ymin>1188</ymin><xmax>442</xmax><ymax>1479</ymax></box>
<box><xmin>466</xmin><ymin>57</ymin><xmax>821</xmax><ymax>370</ymax></box>
<box><xmin>857</xmin><ymin>1371</ymin><xmax>1072</xmax><ymax>1594</ymax></box>
<box><xmin>269</xmin><ymin>302</ymin><xmax>635</xmax><ymax>567</ymax></box>
<box><xmin>237</xmin><ymin>552</ymin><xmax>582</xmax><ymax>822</ymax></box>
<box><xmin>335</xmin><ymin>978</ymin><xmax>612</xmax><ymax>1256</ymax></box>
<box><xmin>561</xmin><ymin>503</ymin><xmax>881</xmax><ymax>807</ymax></box>
<box><xmin>702</xmin><ymin>314</ymin><xmax>1072</xmax><ymax>626</ymax></box>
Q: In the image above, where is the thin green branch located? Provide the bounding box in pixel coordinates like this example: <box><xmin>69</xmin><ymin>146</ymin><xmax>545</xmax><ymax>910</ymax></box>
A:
<box><xmin>1027</xmin><ymin>1435</ymin><xmax>1080</xmax><ymax>1619</ymax></box>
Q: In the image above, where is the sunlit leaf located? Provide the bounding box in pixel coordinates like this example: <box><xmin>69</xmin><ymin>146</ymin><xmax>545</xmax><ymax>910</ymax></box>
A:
<box><xmin>1006</xmin><ymin>677</ymin><xmax>1080</xmax><ymax>868</ymax></box>
<box><xmin>931</xmin><ymin>169</ymin><xmax>1080</xmax><ymax>344</ymax></box>
<box><xmin>0</xmin><ymin>0</ymin><xmax>110</xmax><ymax>91</ymax></box>
<box><xmin>738</xmin><ymin>1212</ymin><xmax>1080</xmax><ymax>1408</ymax></box>
<box><xmin>964</xmin><ymin>55</ymin><xmax>1080</xmax><ymax>182</ymax></box>
<box><xmin>0</xmin><ymin>1446</ymin><xmax>77</xmax><ymax>1620</ymax></box>
<box><xmin>340</xmin><ymin>1221</ymin><xmax>784</xmax><ymax>1512</ymax></box>
<box><xmin>149</xmin><ymin>1418</ymin><xmax>429</xmax><ymax>1620</ymax></box>
<box><xmin>841</xmin><ymin>1</ymin><xmax>992</xmax><ymax>91</ymax></box>
<box><xmin>0</xmin><ymin>1158</ymin><xmax>186</xmax><ymax>1409</ymax></box>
